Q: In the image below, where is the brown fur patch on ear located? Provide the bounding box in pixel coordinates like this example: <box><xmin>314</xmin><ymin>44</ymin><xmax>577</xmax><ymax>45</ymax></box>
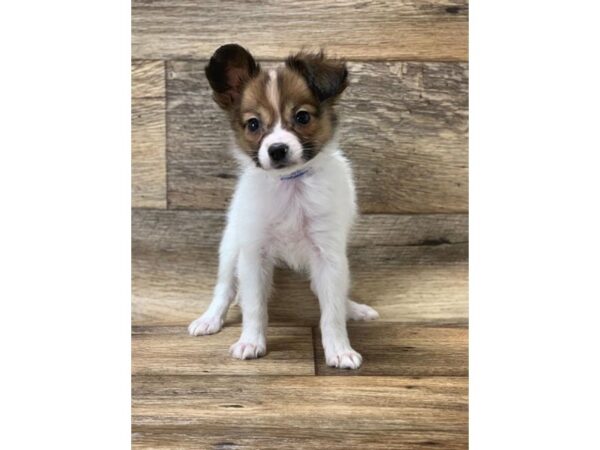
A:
<box><xmin>285</xmin><ymin>51</ymin><xmax>348</xmax><ymax>102</ymax></box>
<box><xmin>205</xmin><ymin>44</ymin><xmax>260</xmax><ymax>110</ymax></box>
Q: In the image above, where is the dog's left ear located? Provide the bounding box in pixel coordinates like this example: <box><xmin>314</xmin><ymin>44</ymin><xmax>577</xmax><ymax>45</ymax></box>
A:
<box><xmin>286</xmin><ymin>51</ymin><xmax>348</xmax><ymax>102</ymax></box>
<box><xmin>205</xmin><ymin>44</ymin><xmax>260</xmax><ymax>110</ymax></box>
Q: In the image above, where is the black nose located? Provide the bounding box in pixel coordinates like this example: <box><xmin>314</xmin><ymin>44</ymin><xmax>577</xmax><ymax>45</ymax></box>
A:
<box><xmin>268</xmin><ymin>143</ymin><xmax>288</xmax><ymax>162</ymax></box>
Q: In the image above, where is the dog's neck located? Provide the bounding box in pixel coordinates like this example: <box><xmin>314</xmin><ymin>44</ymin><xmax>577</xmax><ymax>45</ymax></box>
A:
<box><xmin>279</xmin><ymin>167</ymin><xmax>311</xmax><ymax>181</ymax></box>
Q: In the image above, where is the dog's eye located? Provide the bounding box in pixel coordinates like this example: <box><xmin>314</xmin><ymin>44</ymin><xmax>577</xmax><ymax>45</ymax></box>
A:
<box><xmin>246</xmin><ymin>118</ymin><xmax>260</xmax><ymax>132</ymax></box>
<box><xmin>295</xmin><ymin>110</ymin><xmax>310</xmax><ymax>125</ymax></box>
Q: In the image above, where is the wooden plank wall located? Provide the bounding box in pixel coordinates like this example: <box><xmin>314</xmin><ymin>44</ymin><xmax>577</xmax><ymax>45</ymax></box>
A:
<box><xmin>132</xmin><ymin>0</ymin><xmax>468</xmax><ymax>61</ymax></box>
<box><xmin>132</xmin><ymin>61</ymin><xmax>166</xmax><ymax>208</ymax></box>
<box><xmin>166</xmin><ymin>61</ymin><xmax>468</xmax><ymax>213</ymax></box>
<box><xmin>132</xmin><ymin>0</ymin><xmax>469</xmax><ymax>325</ymax></box>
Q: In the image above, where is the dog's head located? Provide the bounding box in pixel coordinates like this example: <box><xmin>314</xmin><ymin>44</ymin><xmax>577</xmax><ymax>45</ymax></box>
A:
<box><xmin>205</xmin><ymin>44</ymin><xmax>348</xmax><ymax>171</ymax></box>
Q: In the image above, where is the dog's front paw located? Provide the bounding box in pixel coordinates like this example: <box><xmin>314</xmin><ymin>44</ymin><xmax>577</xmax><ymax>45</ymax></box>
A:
<box><xmin>347</xmin><ymin>300</ymin><xmax>380</xmax><ymax>321</ymax></box>
<box><xmin>326</xmin><ymin>349</ymin><xmax>363</xmax><ymax>369</ymax></box>
<box><xmin>229</xmin><ymin>338</ymin><xmax>266</xmax><ymax>360</ymax></box>
<box><xmin>188</xmin><ymin>315</ymin><xmax>223</xmax><ymax>336</ymax></box>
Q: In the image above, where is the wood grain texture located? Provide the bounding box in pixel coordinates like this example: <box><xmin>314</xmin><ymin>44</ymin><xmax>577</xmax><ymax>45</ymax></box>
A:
<box><xmin>132</xmin><ymin>4</ymin><xmax>469</xmax><ymax>447</ymax></box>
<box><xmin>166</xmin><ymin>61</ymin><xmax>468</xmax><ymax>213</ymax></box>
<box><xmin>132</xmin><ymin>98</ymin><xmax>167</xmax><ymax>208</ymax></box>
<box><xmin>133</xmin><ymin>209</ymin><xmax>468</xmax><ymax>249</ymax></box>
<box><xmin>133</xmin><ymin>326</ymin><xmax>315</xmax><ymax>376</ymax></box>
<box><xmin>132</xmin><ymin>209</ymin><xmax>468</xmax><ymax>325</ymax></box>
<box><xmin>132</xmin><ymin>61</ymin><xmax>166</xmax><ymax>208</ymax></box>
<box><xmin>132</xmin><ymin>0</ymin><xmax>468</xmax><ymax>61</ymax></box>
<box><xmin>132</xmin><ymin>60</ymin><xmax>165</xmax><ymax>98</ymax></box>
<box><xmin>315</xmin><ymin>323</ymin><xmax>467</xmax><ymax>376</ymax></box>
<box><xmin>132</xmin><ymin>375</ymin><xmax>468</xmax><ymax>449</ymax></box>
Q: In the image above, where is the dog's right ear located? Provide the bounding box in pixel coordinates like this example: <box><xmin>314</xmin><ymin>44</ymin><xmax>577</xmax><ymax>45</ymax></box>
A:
<box><xmin>286</xmin><ymin>51</ymin><xmax>348</xmax><ymax>103</ymax></box>
<box><xmin>205</xmin><ymin>44</ymin><xmax>260</xmax><ymax>110</ymax></box>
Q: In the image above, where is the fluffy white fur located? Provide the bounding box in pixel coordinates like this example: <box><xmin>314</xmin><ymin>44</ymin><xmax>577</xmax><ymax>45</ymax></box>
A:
<box><xmin>258</xmin><ymin>121</ymin><xmax>304</xmax><ymax>170</ymax></box>
<box><xmin>189</xmin><ymin>138</ymin><xmax>379</xmax><ymax>369</ymax></box>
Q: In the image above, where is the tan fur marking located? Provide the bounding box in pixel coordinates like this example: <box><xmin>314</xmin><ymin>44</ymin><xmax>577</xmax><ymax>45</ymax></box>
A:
<box><xmin>277</xmin><ymin>67</ymin><xmax>335</xmax><ymax>156</ymax></box>
<box><xmin>230</xmin><ymin>61</ymin><xmax>342</xmax><ymax>163</ymax></box>
<box><xmin>234</xmin><ymin>73</ymin><xmax>275</xmax><ymax>157</ymax></box>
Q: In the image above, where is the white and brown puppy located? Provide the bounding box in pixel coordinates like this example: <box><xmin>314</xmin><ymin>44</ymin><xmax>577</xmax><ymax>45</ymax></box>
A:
<box><xmin>188</xmin><ymin>44</ymin><xmax>378</xmax><ymax>369</ymax></box>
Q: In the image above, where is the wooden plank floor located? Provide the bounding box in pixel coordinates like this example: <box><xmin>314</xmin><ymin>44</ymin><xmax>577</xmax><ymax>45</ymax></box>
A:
<box><xmin>133</xmin><ymin>375</ymin><xmax>468</xmax><ymax>449</ymax></box>
<box><xmin>133</xmin><ymin>325</ymin><xmax>468</xmax><ymax>449</ymax></box>
<box><xmin>133</xmin><ymin>326</ymin><xmax>315</xmax><ymax>376</ymax></box>
<box><xmin>132</xmin><ymin>212</ymin><xmax>468</xmax><ymax>448</ymax></box>
<box><xmin>132</xmin><ymin>209</ymin><xmax>468</xmax><ymax>326</ymax></box>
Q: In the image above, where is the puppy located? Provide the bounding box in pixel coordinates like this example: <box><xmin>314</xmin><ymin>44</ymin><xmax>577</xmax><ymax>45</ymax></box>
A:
<box><xmin>188</xmin><ymin>44</ymin><xmax>379</xmax><ymax>369</ymax></box>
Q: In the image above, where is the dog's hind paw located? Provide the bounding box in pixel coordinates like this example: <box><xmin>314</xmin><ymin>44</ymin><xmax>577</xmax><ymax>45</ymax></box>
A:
<box><xmin>347</xmin><ymin>300</ymin><xmax>380</xmax><ymax>321</ymax></box>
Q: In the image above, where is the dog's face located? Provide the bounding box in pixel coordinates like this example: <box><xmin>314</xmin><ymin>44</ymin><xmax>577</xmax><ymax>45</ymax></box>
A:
<box><xmin>205</xmin><ymin>44</ymin><xmax>348</xmax><ymax>170</ymax></box>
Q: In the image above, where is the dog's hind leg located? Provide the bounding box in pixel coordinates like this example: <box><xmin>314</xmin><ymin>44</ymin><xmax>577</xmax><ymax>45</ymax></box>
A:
<box><xmin>188</xmin><ymin>222</ymin><xmax>238</xmax><ymax>336</ymax></box>
<box><xmin>310</xmin><ymin>289</ymin><xmax>379</xmax><ymax>322</ymax></box>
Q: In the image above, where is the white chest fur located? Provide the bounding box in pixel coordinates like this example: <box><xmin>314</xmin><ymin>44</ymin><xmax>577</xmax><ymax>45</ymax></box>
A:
<box><xmin>229</xmin><ymin>147</ymin><xmax>357</xmax><ymax>271</ymax></box>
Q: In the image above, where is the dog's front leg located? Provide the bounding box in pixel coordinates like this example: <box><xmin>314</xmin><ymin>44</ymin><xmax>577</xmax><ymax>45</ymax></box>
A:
<box><xmin>310</xmin><ymin>251</ymin><xmax>362</xmax><ymax>369</ymax></box>
<box><xmin>229</xmin><ymin>246</ymin><xmax>272</xmax><ymax>360</ymax></box>
<box><xmin>189</xmin><ymin>220</ymin><xmax>238</xmax><ymax>336</ymax></box>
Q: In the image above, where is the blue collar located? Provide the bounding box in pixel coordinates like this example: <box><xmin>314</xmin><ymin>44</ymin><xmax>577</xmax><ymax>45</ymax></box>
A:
<box><xmin>280</xmin><ymin>168</ymin><xmax>311</xmax><ymax>181</ymax></box>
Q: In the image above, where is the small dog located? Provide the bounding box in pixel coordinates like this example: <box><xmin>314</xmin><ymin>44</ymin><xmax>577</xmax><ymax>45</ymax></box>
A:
<box><xmin>188</xmin><ymin>44</ymin><xmax>378</xmax><ymax>369</ymax></box>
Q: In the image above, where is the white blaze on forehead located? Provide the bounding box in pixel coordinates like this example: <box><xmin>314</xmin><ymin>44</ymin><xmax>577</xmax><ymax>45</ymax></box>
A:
<box><xmin>266</xmin><ymin>69</ymin><xmax>280</xmax><ymax>118</ymax></box>
<box><xmin>258</xmin><ymin>69</ymin><xmax>303</xmax><ymax>170</ymax></box>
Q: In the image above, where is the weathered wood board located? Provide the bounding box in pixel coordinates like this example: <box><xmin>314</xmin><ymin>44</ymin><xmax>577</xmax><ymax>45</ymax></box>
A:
<box><xmin>133</xmin><ymin>326</ymin><xmax>315</xmax><ymax>376</ymax></box>
<box><xmin>132</xmin><ymin>60</ymin><xmax>165</xmax><ymax>98</ymax></box>
<box><xmin>315</xmin><ymin>323</ymin><xmax>468</xmax><ymax>376</ymax></box>
<box><xmin>132</xmin><ymin>61</ymin><xmax>166</xmax><ymax>208</ymax></box>
<box><xmin>166</xmin><ymin>61</ymin><xmax>468</xmax><ymax>213</ymax></box>
<box><xmin>132</xmin><ymin>0</ymin><xmax>468</xmax><ymax>61</ymax></box>
<box><xmin>132</xmin><ymin>209</ymin><xmax>468</xmax><ymax>325</ymax></box>
<box><xmin>133</xmin><ymin>374</ymin><xmax>468</xmax><ymax>449</ymax></box>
